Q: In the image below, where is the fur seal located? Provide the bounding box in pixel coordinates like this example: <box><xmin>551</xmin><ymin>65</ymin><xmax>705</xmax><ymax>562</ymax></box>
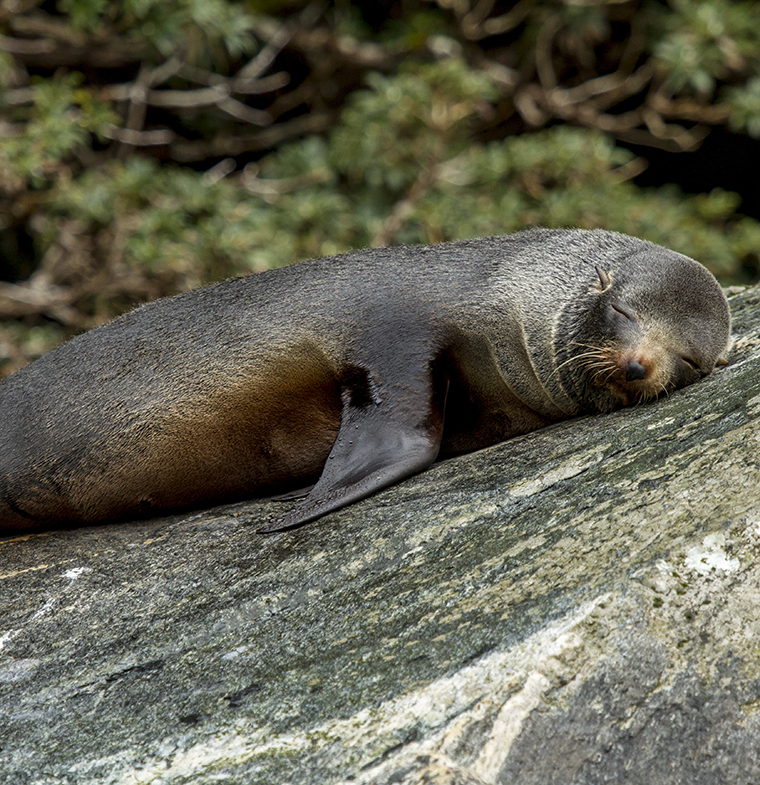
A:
<box><xmin>0</xmin><ymin>229</ymin><xmax>731</xmax><ymax>534</ymax></box>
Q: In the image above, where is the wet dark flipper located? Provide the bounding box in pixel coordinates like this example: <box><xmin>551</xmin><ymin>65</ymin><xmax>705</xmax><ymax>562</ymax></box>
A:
<box><xmin>259</xmin><ymin>359</ymin><xmax>446</xmax><ymax>533</ymax></box>
<box><xmin>268</xmin><ymin>485</ymin><xmax>316</xmax><ymax>501</ymax></box>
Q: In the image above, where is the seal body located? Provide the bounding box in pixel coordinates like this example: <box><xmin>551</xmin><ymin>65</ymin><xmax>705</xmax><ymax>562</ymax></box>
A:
<box><xmin>0</xmin><ymin>229</ymin><xmax>731</xmax><ymax>533</ymax></box>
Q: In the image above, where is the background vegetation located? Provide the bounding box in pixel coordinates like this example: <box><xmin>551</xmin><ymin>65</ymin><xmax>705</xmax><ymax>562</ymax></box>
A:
<box><xmin>2</xmin><ymin>0</ymin><xmax>760</xmax><ymax>375</ymax></box>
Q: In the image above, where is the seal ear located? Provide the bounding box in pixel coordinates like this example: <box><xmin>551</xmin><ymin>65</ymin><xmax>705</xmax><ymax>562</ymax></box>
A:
<box><xmin>595</xmin><ymin>266</ymin><xmax>613</xmax><ymax>292</ymax></box>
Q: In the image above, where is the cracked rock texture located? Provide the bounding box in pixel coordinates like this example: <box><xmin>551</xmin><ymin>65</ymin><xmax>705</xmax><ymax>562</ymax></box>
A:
<box><xmin>2</xmin><ymin>287</ymin><xmax>760</xmax><ymax>785</ymax></box>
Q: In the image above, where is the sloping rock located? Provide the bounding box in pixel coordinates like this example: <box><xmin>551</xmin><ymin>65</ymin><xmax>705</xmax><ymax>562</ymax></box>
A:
<box><xmin>2</xmin><ymin>286</ymin><xmax>760</xmax><ymax>785</ymax></box>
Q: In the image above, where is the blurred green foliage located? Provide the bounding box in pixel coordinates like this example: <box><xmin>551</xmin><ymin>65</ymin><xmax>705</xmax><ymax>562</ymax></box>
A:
<box><xmin>655</xmin><ymin>0</ymin><xmax>760</xmax><ymax>94</ymax></box>
<box><xmin>0</xmin><ymin>75</ymin><xmax>116</xmax><ymax>191</ymax></box>
<box><xmin>1</xmin><ymin>0</ymin><xmax>760</xmax><ymax>374</ymax></box>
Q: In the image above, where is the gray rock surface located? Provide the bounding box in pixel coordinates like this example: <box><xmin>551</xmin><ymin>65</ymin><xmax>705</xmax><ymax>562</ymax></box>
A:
<box><xmin>2</xmin><ymin>286</ymin><xmax>760</xmax><ymax>785</ymax></box>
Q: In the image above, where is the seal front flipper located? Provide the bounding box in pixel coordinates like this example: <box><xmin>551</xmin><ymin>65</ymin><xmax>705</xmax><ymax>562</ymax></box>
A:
<box><xmin>269</xmin><ymin>485</ymin><xmax>315</xmax><ymax>501</ymax></box>
<box><xmin>258</xmin><ymin>368</ymin><xmax>446</xmax><ymax>533</ymax></box>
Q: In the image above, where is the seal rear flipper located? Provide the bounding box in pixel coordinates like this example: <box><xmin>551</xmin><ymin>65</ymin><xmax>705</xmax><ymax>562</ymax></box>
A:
<box><xmin>258</xmin><ymin>377</ymin><xmax>446</xmax><ymax>533</ymax></box>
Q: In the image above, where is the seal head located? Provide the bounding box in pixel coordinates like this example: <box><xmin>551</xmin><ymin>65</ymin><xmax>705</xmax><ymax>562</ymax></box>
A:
<box><xmin>554</xmin><ymin>238</ymin><xmax>731</xmax><ymax>413</ymax></box>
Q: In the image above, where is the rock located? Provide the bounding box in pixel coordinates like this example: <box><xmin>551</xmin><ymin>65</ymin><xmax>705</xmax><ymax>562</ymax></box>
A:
<box><xmin>2</xmin><ymin>286</ymin><xmax>760</xmax><ymax>785</ymax></box>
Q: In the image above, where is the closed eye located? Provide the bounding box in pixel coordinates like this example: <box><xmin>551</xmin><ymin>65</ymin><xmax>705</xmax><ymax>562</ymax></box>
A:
<box><xmin>611</xmin><ymin>303</ymin><xmax>636</xmax><ymax>321</ymax></box>
<box><xmin>682</xmin><ymin>357</ymin><xmax>700</xmax><ymax>371</ymax></box>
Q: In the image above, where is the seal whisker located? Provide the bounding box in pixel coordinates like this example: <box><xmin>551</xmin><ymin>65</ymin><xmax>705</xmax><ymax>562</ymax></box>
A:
<box><xmin>590</xmin><ymin>367</ymin><xmax>614</xmax><ymax>382</ymax></box>
<box><xmin>553</xmin><ymin>352</ymin><xmax>607</xmax><ymax>377</ymax></box>
<box><xmin>553</xmin><ymin>346</ymin><xmax>619</xmax><ymax>382</ymax></box>
<box><xmin>585</xmin><ymin>359</ymin><xmax>615</xmax><ymax>372</ymax></box>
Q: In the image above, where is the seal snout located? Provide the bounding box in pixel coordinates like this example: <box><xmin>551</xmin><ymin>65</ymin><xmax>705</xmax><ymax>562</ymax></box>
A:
<box><xmin>615</xmin><ymin>350</ymin><xmax>658</xmax><ymax>395</ymax></box>
<box><xmin>625</xmin><ymin>360</ymin><xmax>647</xmax><ymax>382</ymax></box>
<box><xmin>578</xmin><ymin>344</ymin><xmax>663</xmax><ymax>408</ymax></box>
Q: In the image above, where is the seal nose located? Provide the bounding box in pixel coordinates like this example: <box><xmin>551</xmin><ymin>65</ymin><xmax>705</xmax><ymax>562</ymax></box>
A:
<box><xmin>625</xmin><ymin>360</ymin><xmax>647</xmax><ymax>381</ymax></box>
